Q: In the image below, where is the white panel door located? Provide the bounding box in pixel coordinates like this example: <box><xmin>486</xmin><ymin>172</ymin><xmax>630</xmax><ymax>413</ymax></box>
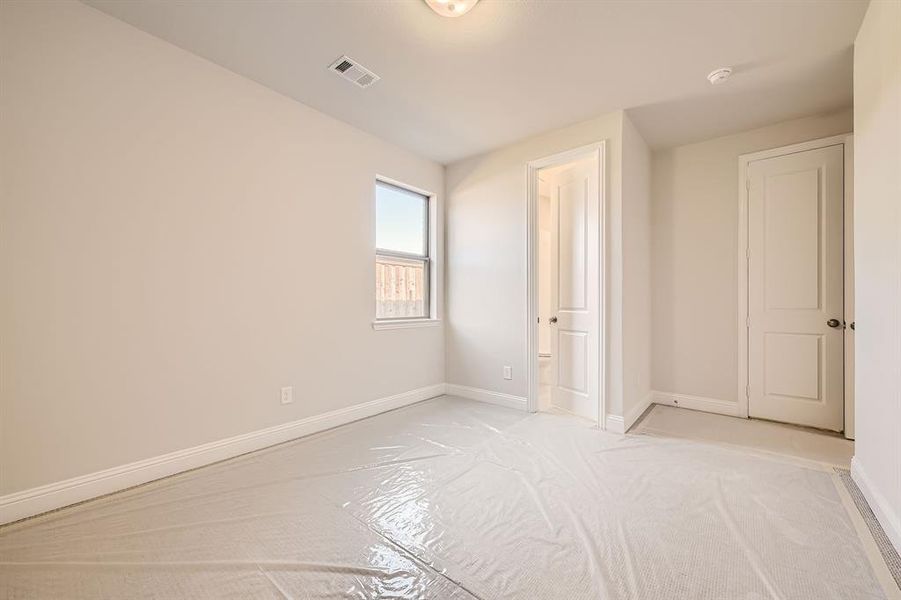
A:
<box><xmin>538</xmin><ymin>190</ymin><xmax>553</xmax><ymax>356</ymax></box>
<box><xmin>748</xmin><ymin>145</ymin><xmax>844</xmax><ymax>430</ymax></box>
<box><xmin>550</xmin><ymin>158</ymin><xmax>599</xmax><ymax>421</ymax></box>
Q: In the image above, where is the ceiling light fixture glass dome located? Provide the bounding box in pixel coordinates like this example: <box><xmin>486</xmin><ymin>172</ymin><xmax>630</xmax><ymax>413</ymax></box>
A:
<box><xmin>424</xmin><ymin>0</ymin><xmax>479</xmax><ymax>18</ymax></box>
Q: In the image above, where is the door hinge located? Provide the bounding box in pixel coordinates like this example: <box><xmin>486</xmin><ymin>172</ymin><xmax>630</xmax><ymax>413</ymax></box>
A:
<box><xmin>746</xmin><ymin>246</ymin><xmax>750</xmax><ymax>260</ymax></box>
<box><xmin>746</xmin><ymin>384</ymin><xmax>750</xmax><ymax>398</ymax></box>
<box><xmin>746</xmin><ymin>316</ymin><xmax>751</xmax><ymax>328</ymax></box>
<box><xmin>746</xmin><ymin>178</ymin><xmax>750</xmax><ymax>191</ymax></box>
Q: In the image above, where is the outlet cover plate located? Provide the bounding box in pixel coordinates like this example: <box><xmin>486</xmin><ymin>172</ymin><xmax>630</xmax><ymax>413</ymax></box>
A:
<box><xmin>280</xmin><ymin>386</ymin><xmax>294</xmax><ymax>405</ymax></box>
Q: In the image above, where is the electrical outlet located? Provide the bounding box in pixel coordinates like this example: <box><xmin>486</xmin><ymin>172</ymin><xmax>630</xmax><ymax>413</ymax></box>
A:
<box><xmin>503</xmin><ymin>366</ymin><xmax>512</xmax><ymax>380</ymax></box>
<box><xmin>280</xmin><ymin>386</ymin><xmax>294</xmax><ymax>405</ymax></box>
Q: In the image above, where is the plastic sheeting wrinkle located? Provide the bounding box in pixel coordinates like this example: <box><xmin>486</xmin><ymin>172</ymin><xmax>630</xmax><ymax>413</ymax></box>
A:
<box><xmin>258</xmin><ymin>565</ymin><xmax>292</xmax><ymax>600</ymax></box>
<box><xmin>333</xmin><ymin>498</ymin><xmax>484</xmax><ymax>600</ymax></box>
<box><xmin>713</xmin><ymin>476</ymin><xmax>785</xmax><ymax>599</ymax></box>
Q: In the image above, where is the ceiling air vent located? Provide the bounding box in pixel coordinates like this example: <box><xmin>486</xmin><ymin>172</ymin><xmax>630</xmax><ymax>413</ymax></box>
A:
<box><xmin>328</xmin><ymin>55</ymin><xmax>380</xmax><ymax>89</ymax></box>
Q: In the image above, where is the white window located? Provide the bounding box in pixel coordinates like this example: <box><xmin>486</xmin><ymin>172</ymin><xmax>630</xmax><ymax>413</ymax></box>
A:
<box><xmin>375</xmin><ymin>180</ymin><xmax>431</xmax><ymax>320</ymax></box>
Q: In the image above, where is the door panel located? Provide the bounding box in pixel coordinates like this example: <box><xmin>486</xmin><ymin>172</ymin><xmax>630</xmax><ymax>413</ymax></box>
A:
<box><xmin>764</xmin><ymin>169</ymin><xmax>821</xmax><ymax>310</ymax></box>
<box><xmin>748</xmin><ymin>144</ymin><xmax>844</xmax><ymax>430</ymax></box>
<box><xmin>548</xmin><ymin>157</ymin><xmax>599</xmax><ymax>421</ymax></box>
<box><xmin>557</xmin><ymin>330</ymin><xmax>588</xmax><ymax>393</ymax></box>
<box><xmin>764</xmin><ymin>333</ymin><xmax>820</xmax><ymax>399</ymax></box>
<box><xmin>559</xmin><ymin>178</ymin><xmax>587</xmax><ymax>310</ymax></box>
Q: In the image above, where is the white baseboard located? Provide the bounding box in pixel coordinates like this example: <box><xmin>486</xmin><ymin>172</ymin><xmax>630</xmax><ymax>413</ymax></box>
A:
<box><xmin>0</xmin><ymin>383</ymin><xmax>445</xmax><ymax>526</ymax></box>
<box><xmin>589</xmin><ymin>391</ymin><xmax>655</xmax><ymax>435</ymax></box>
<box><xmin>624</xmin><ymin>393</ymin><xmax>653</xmax><ymax>431</ymax></box>
<box><xmin>651</xmin><ymin>390</ymin><xmax>743</xmax><ymax>417</ymax></box>
<box><xmin>605</xmin><ymin>414</ymin><xmax>625</xmax><ymax>434</ymax></box>
<box><xmin>851</xmin><ymin>456</ymin><xmax>901</xmax><ymax>555</ymax></box>
<box><xmin>444</xmin><ymin>384</ymin><xmax>528</xmax><ymax>411</ymax></box>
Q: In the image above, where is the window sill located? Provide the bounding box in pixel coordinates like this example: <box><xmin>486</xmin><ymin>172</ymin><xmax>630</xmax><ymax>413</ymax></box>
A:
<box><xmin>372</xmin><ymin>318</ymin><xmax>441</xmax><ymax>331</ymax></box>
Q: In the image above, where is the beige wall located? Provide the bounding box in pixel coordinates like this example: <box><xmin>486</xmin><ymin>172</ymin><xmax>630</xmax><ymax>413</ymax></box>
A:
<box><xmin>621</xmin><ymin>113</ymin><xmax>652</xmax><ymax>427</ymax></box>
<box><xmin>0</xmin><ymin>1</ymin><xmax>444</xmax><ymax>494</ymax></box>
<box><xmin>851</xmin><ymin>0</ymin><xmax>901</xmax><ymax>553</ymax></box>
<box><xmin>445</xmin><ymin>111</ymin><xmax>627</xmax><ymax>416</ymax></box>
<box><xmin>651</xmin><ymin>109</ymin><xmax>853</xmax><ymax>405</ymax></box>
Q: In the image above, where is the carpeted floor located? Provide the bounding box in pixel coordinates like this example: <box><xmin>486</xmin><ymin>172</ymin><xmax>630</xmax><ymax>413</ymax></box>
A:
<box><xmin>1</xmin><ymin>396</ymin><xmax>897</xmax><ymax>599</ymax></box>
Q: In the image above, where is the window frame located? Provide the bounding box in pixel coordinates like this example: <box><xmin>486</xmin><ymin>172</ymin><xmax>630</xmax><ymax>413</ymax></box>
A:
<box><xmin>373</xmin><ymin>177</ymin><xmax>437</xmax><ymax>326</ymax></box>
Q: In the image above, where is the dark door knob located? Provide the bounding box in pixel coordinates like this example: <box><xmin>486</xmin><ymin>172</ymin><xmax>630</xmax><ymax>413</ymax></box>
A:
<box><xmin>549</xmin><ymin>316</ymin><xmax>558</xmax><ymax>324</ymax></box>
<box><xmin>827</xmin><ymin>318</ymin><xmax>841</xmax><ymax>328</ymax></box>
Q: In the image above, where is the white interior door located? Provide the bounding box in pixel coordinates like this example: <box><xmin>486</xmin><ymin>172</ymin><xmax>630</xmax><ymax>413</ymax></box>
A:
<box><xmin>549</xmin><ymin>157</ymin><xmax>599</xmax><ymax>421</ymax></box>
<box><xmin>748</xmin><ymin>145</ymin><xmax>844</xmax><ymax>430</ymax></box>
<box><xmin>538</xmin><ymin>187</ymin><xmax>552</xmax><ymax>356</ymax></box>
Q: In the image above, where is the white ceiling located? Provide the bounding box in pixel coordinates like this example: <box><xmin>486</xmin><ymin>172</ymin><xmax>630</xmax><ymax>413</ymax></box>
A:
<box><xmin>83</xmin><ymin>0</ymin><xmax>867</xmax><ymax>163</ymax></box>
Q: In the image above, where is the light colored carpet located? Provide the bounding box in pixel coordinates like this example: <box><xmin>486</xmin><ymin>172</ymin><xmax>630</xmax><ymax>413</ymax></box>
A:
<box><xmin>632</xmin><ymin>404</ymin><xmax>854</xmax><ymax>468</ymax></box>
<box><xmin>0</xmin><ymin>396</ymin><xmax>895</xmax><ymax>599</ymax></box>
<box><xmin>838</xmin><ymin>469</ymin><xmax>901</xmax><ymax>590</ymax></box>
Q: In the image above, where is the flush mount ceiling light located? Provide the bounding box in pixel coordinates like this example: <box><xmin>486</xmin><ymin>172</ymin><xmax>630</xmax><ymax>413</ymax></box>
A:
<box><xmin>424</xmin><ymin>0</ymin><xmax>479</xmax><ymax>18</ymax></box>
<box><xmin>707</xmin><ymin>67</ymin><xmax>733</xmax><ymax>85</ymax></box>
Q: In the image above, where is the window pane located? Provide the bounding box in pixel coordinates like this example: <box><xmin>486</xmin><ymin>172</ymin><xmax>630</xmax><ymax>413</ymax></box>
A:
<box><xmin>376</xmin><ymin>182</ymin><xmax>427</xmax><ymax>256</ymax></box>
<box><xmin>376</xmin><ymin>255</ymin><xmax>427</xmax><ymax>319</ymax></box>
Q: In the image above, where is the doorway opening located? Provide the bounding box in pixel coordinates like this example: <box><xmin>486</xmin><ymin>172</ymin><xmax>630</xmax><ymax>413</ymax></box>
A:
<box><xmin>527</xmin><ymin>143</ymin><xmax>606</xmax><ymax>427</ymax></box>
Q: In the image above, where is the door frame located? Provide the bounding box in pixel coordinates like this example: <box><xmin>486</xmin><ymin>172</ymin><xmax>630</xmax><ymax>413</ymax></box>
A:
<box><xmin>737</xmin><ymin>133</ymin><xmax>854</xmax><ymax>436</ymax></box>
<box><xmin>526</xmin><ymin>141</ymin><xmax>607</xmax><ymax>427</ymax></box>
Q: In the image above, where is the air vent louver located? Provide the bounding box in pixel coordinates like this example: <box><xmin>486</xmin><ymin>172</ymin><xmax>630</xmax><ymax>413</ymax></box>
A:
<box><xmin>329</xmin><ymin>55</ymin><xmax>380</xmax><ymax>89</ymax></box>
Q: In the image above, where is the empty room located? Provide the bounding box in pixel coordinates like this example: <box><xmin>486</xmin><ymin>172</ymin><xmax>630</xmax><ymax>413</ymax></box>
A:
<box><xmin>1</xmin><ymin>0</ymin><xmax>900</xmax><ymax>598</ymax></box>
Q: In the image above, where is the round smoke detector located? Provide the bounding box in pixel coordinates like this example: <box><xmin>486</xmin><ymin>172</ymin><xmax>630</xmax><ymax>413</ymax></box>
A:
<box><xmin>707</xmin><ymin>67</ymin><xmax>733</xmax><ymax>85</ymax></box>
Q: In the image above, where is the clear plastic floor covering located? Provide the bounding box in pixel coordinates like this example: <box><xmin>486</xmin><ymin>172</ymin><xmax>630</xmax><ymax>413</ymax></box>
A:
<box><xmin>0</xmin><ymin>396</ymin><xmax>895</xmax><ymax>599</ymax></box>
